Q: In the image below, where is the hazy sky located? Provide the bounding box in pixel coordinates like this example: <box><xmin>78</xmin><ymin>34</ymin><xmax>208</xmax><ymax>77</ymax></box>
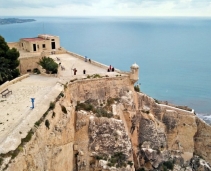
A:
<box><xmin>0</xmin><ymin>0</ymin><xmax>211</xmax><ymax>17</ymax></box>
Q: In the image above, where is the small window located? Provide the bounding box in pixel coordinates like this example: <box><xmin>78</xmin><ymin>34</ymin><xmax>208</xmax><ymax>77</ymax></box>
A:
<box><xmin>51</xmin><ymin>39</ymin><xmax>55</xmax><ymax>41</ymax></box>
<box><xmin>42</xmin><ymin>44</ymin><xmax>46</xmax><ymax>48</ymax></box>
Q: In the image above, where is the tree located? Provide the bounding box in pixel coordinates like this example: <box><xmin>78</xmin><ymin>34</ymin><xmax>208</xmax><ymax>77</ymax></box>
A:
<box><xmin>0</xmin><ymin>35</ymin><xmax>20</xmax><ymax>84</ymax></box>
<box><xmin>37</xmin><ymin>56</ymin><xmax>58</xmax><ymax>74</ymax></box>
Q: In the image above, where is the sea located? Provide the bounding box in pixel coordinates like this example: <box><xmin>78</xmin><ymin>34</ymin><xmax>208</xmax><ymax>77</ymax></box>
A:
<box><xmin>0</xmin><ymin>16</ymin><xmax>211</xmax><ymax>123</ymax></box>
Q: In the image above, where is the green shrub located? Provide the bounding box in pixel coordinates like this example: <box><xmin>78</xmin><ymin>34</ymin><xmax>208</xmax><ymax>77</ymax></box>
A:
<box><xmin>95</xmin><ymin>155</ymin><xmax>103</xmax><ymax>160</ymax></box>
<box><xmin>134</xmin><ymin>85</ymin><xmax>140</xmax><ymax>92</ymax></box>
<box><xmin>49</xmin><ymin>102</ymin><xmax>55</xmax><ymax>110</ymax></box>
<box><xmin>33</xmin><ymin>68</ymin><xmax>40</xmax><ymax>74</ymax></box>
<box><xmin>93</xmin><ymin>74</ymin><xmax>101</xmax><ymax>78</ymax></box>
<box><xmin>163</xmin><ymin>160</ymin><xmax>174</xmax><ymax>170</ymax></box>
<box><xmin>61</xmin><ymin>105</ymin><xmax>67</xmax><ymax>114</ymax></box>
<box><xmin>154</xmin><ymin>99</ymin><xmax>160</xmax><ymax>104</ymax></box>
<box><xmin>59</xmin><ymin>92</ymin><xmax>64</xmax><ymax>97</ymax></box>
<box><xmin>76</xmin><ymin>102</ymin><xmax>93</xmax><ymax>111</ymax></box>
<box><xmin>22</xmin><ymin>130</ymin><xmax>33</xmax><ymax>143</ymax></box>
<box><xmin>127</xmin><ymin>160</ymin><xmax>133</xmax><ymax>166</ymax></box>
<box><xmin>137</xmin><ymin>168</ymin><xmax>145</xmax><ymax>171</ymax></box>
<box><xmin>37</xmin><ymin>56</ymin><xmax>58</xmax><ymax>74</ymax></box>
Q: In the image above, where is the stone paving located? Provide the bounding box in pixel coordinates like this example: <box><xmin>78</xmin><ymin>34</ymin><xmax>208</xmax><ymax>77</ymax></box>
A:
<box><xmin>0</xmin><ymin>53</ymin><xmax>119</xmax><ymax>153</ymax></box>
<box><xmin>50</xmin><ymin>53</ymin><xmax>118</xmax><ymax>80</ymax></box>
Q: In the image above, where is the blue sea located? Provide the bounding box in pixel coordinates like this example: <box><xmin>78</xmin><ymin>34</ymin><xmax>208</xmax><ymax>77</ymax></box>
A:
<box><xmin>0</xmin><ymin>17</ymin><xmax>211</xmax><ymax>123</ymax></box>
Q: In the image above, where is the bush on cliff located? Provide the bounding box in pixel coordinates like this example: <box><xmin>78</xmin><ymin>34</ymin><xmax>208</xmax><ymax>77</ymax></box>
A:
<box><xmin>134</xmin><ymin>85</ymin><xmax>140</xmax><ymax>92</ymax></box>
<box><xmin>37</xmin><ymin>56</ymin><xmax>58</xmax><ymax>74</ymax></box>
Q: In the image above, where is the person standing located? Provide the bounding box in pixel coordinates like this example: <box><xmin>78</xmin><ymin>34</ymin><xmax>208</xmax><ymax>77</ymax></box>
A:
<box><xmin>83</xmin><ymin>69</ymin><xmax>86</xmax><ymax>74</ymax></box>
<box><xmin>73</xmin><ymin>68</ymin><xmax>77</xmax><ymax>75</ymax></box>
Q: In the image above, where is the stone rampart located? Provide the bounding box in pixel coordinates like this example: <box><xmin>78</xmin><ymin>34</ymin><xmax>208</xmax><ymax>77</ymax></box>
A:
<box><xmin>66</xmin><ymin>51</ymin><xmax>129</xmax><ymax>74</ymax></box>
<box><xmin>7</xmin><ymin>42</ymin><xmax>19</xmax><ymax>49</ymax></box>
<box><xmin>0</xmin><ymin>74</ymin><xmax>29</xmax><ymax>92</ymax></box>
<box><xmin>67</xmin><ymin>75</ymin><xmax>133</xmax><ymax>102</ymax></box>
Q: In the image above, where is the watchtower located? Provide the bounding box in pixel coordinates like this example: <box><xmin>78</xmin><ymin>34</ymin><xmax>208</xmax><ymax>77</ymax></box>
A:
<box><xmin>130</xmin><ymin>63</ymin><xmax>139</xmax><ymax>83</ymax></box>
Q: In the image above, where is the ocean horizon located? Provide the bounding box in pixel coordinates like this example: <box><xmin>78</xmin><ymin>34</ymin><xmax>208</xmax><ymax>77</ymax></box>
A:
<box><xmin>1</xmin><ymin>16</ymin><xmax>211</xmax><ymax>123</ymax></box>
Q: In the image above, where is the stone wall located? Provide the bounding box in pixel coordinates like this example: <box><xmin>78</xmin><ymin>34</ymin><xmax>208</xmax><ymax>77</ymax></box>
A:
<box><xmin>0</xmin><ymin>74</ymin><xmax>29</xmax><ymax>92</ymax></box>
<box><xmin>19</xmin><ymin>56</ymin><xmax>41</xmax><ymax>74</ymax></box>
<box><xmin>7</xmin><ymin>42</ymin><xmax>19</xmax><ymax>49</ymax></box>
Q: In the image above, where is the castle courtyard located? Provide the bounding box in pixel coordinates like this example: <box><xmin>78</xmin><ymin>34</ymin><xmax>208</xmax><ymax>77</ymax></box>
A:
<box><xmin>0</xmin><ymin>53</ymin><xmax>119</xmax><ymax>153</ymax></box>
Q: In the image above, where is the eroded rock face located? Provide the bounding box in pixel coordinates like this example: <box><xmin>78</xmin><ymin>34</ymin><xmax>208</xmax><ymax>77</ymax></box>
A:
<box><xmin>89</xmin><ymin>117</ymin><xmax>132</xmax><ymax>158</ymax></box>
<box><xmin>3</xmin><ymin>76</ymin><xmax>211</xmax><ymax>171</ymax></box>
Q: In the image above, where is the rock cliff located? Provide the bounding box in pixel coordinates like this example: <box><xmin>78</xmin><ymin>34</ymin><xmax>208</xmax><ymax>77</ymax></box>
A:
<box><xmin>1</xmin><ymin>75</ymin><xmax>211</xmax><ymax>171</ymax></box>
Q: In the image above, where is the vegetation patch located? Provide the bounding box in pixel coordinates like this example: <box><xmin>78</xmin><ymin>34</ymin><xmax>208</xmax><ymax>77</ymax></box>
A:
<box><xmin>33</xmin><ymin>68</ymin><xmax>40</xmax><ymax>74</ymax></box>
<box><xmin>75</xmin><ymin>98</ymin><xmax>120</xmax><ymax>118</ymax></box>
<box><xmin>107</xmin><ymin>152</ymin><xmax>128</xmax><ymax>168</ymax></box>
<box><xmin>37</xmin><ymin>56</ymin><xmax>58</xmax><ymax>74</ymax></box>
<box><xmin>49</xmin><ymin>102</ymin><xmax>55</xmax><ymax>110</ymax></box>
<box><xmin>86</xmin><ymin>74</ymin><xmax>101</xmax><ymax>79</ymax></box>
<box><xmin>134</xmin><ymin>85</ymin><xmax>140</xmax><ymax>92</ymax></box>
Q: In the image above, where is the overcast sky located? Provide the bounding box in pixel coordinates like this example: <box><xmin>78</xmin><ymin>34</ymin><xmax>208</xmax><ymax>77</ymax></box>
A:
<box><xmin>0</xmin><ymin>0</ymin><xmax>211</xmax><ymax>17</ymax></box>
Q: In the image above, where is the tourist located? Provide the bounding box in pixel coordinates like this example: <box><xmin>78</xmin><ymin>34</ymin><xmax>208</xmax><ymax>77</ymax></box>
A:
<box><xmin>89</xmin><ymin>58</ymin><xmax>91</xmax><ymax>63</ymax></box>
<box><xmin>109</xmin><ymin>65</ymin><xmax>112</xmax><ymax>71</ymax></box>
<box><xmin>85</xmin><ymin>56</ymin><xmax>87</xmax><ymax>62</ymax></box>
<box><xmin>73</xmin><ymin>68</ymin><xmax>77</xmax><ymax>75</ymax></box>
<box><xmin>83</xmin><ymin>69</ymin><xmax>86</xmax><ymax>74</ymax></box>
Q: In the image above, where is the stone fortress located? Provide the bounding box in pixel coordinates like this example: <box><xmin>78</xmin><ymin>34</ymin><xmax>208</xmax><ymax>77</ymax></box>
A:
<box><xmin>0</xmin><ymin>34</ymin><xmax>211</xmax><ymax>171</ymax></box>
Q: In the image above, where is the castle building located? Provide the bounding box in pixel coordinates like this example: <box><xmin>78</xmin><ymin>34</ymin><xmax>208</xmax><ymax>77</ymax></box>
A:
<box><xmin>19</xmin><ymin>34</ymin><xmax>60</xmax><ymax>53</ymax></box>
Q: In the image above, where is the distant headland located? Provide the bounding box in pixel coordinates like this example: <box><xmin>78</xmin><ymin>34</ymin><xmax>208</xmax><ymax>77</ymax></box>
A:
<box><xmin>0</xmin><ymin>18</ymin><xmax>35</xmax><ymax>25</ymax></box>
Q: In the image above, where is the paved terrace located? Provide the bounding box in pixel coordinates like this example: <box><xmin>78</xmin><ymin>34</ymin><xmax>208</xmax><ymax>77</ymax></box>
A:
<box><xmin>0</xmin><ymin>53</ymin><xmax>121</xmax><ymax>153</ymax></box>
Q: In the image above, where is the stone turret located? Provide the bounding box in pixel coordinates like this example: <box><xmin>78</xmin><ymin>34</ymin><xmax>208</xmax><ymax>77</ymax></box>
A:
<box><xmin>130</xmin><ymin>63</ymin><xmax>139</xmax><ymax>83</ymax></box>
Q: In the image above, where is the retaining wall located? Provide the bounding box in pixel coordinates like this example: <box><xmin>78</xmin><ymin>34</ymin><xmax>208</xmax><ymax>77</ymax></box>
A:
<box><xmin>0</xmin><ymin>74</ymin><xmax>29</xmax><ymax>92</ymax></box>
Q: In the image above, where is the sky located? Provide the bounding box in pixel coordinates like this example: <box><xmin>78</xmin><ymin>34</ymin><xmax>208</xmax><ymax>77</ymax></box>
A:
<box><xmin>0</xmin><ymin>0</ymin><xmax>211</xmax><ymax>17</ymax></box>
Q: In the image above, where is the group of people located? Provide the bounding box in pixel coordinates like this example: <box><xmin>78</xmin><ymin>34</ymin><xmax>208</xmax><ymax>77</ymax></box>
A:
<box><xmin>107</xmin><ymin>65</ymin><xmax>115</xmax><ymax>72</ymax></box>
<box><xmin>59</xmin><ymin>56</ymin><xmax>115</xmax><ymax>76</ymax></box>
<box><xmin>85</xmin><ymin>56</ymin><xmax>91</xmax><ymax>63</ymax></box>
<box><xmin>72</xmin><ymin>68</ymin><xmax>86</xmax><ymax>75</ymax></box>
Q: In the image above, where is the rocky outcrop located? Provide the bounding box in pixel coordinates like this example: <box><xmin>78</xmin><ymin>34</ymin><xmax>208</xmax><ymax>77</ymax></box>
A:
<box><xmin>89</xmin><ymin>117</ymin><xmax>132</xmax><ymax>158</ymax></box>
<box><xmin>2</xmin><ymin>76</ymin><xmax>211</xmax><ymax>171</ymax></box>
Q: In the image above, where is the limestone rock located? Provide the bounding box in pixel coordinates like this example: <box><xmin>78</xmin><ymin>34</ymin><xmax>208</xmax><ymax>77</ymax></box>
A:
<box><xmin>89</xmin><ymin>117</ymin><xmax>132</xmax><ymax>158</ymax></box>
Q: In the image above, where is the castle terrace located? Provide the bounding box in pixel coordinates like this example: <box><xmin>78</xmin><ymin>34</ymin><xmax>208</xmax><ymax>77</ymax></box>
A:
<box><xmin>0</xmin><ymin>52</ymin><xmax>122</xmax><ymax>153</ymax></box>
